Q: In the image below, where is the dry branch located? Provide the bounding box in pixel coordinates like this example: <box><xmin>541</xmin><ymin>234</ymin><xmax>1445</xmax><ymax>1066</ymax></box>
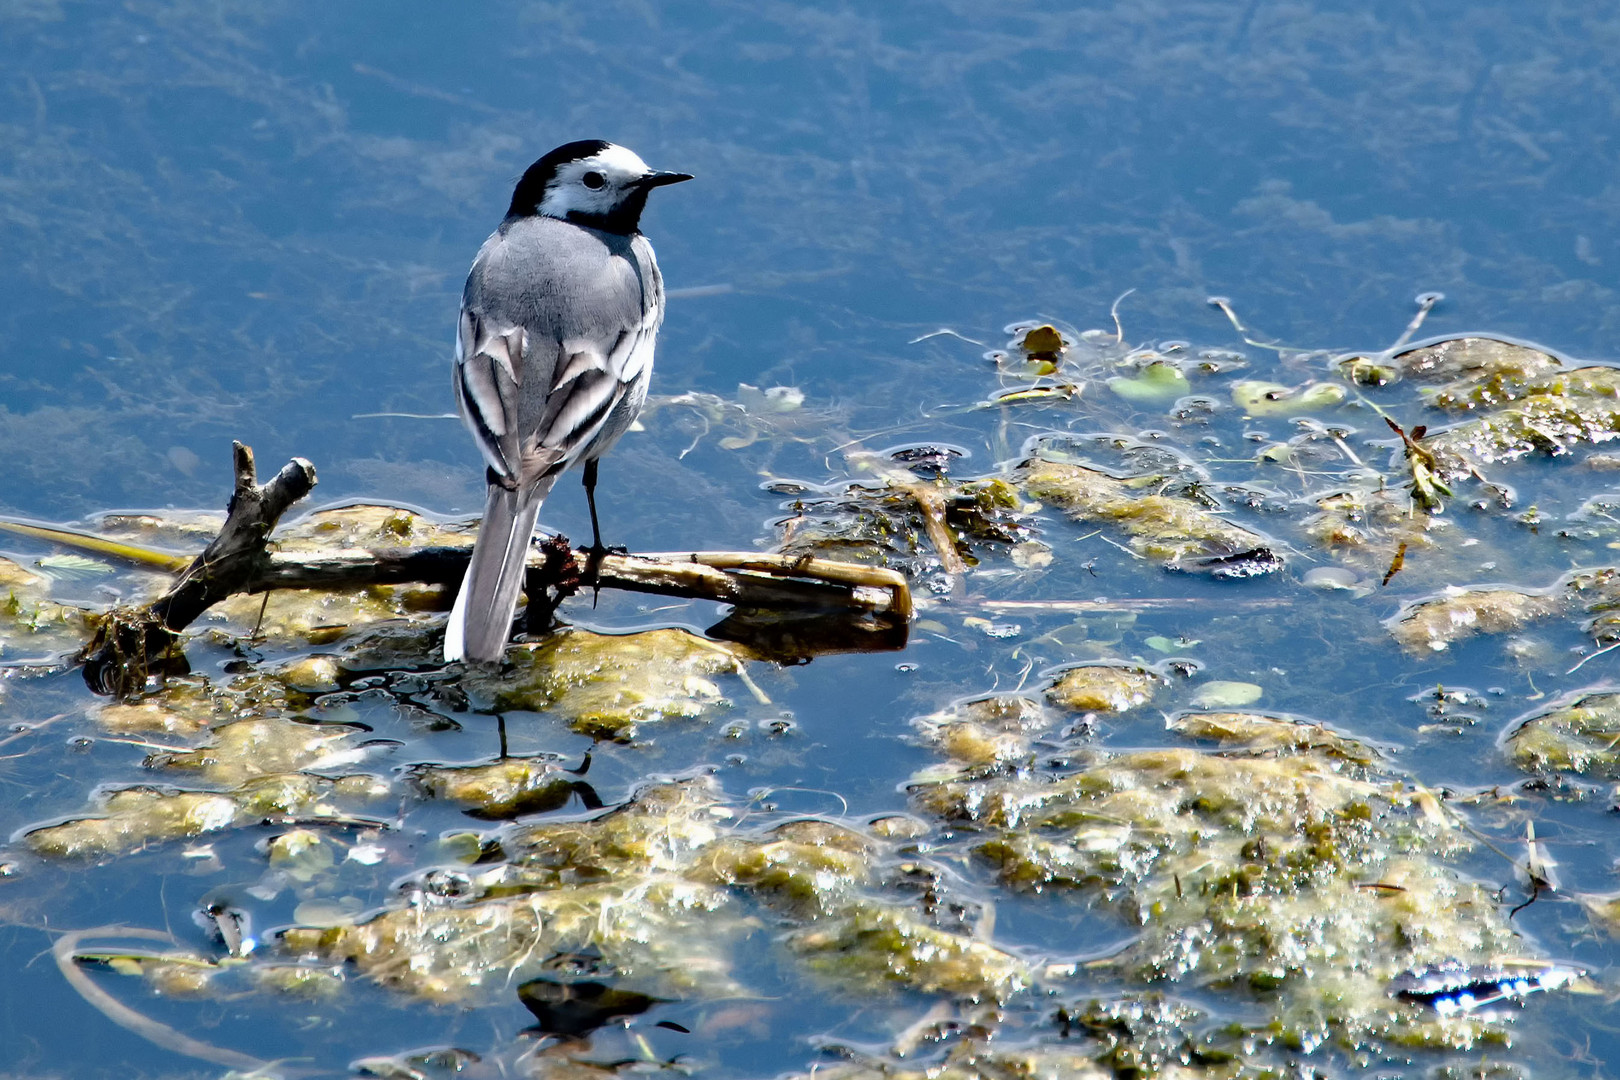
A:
<box><xmin>253</xmin><ymin>546</ymin><xmax>910</xmax><ymax>618</ymax></box>
<box><xmin>76</xmin><ymin>443</ymin><xmax>912</xmax><ymax>694</ymax></box>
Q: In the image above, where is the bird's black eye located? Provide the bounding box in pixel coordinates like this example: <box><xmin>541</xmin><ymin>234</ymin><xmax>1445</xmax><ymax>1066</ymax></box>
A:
<box><xmin>582</xmin><ymin>171</ymin><xmax>606</xmax><ymax>190</ymax></box>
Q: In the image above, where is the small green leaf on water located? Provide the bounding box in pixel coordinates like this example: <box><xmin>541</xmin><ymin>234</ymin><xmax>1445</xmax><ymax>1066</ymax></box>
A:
<box><xmin>1191</xmin><ymin>680</ymin><xmax>1264</xmax><ymax>708</ymax></box>
<box><xmin>1144</xmin><ymin>635</ymin><xmax>1198</xmax><ymax>653</ymax></box>
<box><xmin>1232</xmin><ymin>380</ymin><xmax>1347</xmax><ymax>416</ymax></box>
<box><xmin>1108</xmin><ymin>361</ymin><xmax>1190</xmax><ymax>403</ymax></box>
<box><xmin>437</xmin><ymin>832</ymin><xmax>485</xmax><ymax>864</ymax></box>
<box><xmin>1260</xmin><ymin>443</ymin><xmax>1293</xmax><ymax>463</ymax></box>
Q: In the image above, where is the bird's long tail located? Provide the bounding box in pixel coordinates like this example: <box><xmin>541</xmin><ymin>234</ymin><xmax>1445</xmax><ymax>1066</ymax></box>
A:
<box><xmin>445</xmin><ymin>478</ymin><xmax>556</xmax><ymax>663</ymax></box>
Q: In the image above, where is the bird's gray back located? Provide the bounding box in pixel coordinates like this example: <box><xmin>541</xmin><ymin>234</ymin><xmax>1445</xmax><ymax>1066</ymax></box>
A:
<box><xmin>464</xmin><ymin>216</ymin><xmax>662</xmax><ymax>367</ymax></box>
<box><xmin>455</xmin><ymin>214</ymin><xmax>665</xmax><ymax>487</ymax></box>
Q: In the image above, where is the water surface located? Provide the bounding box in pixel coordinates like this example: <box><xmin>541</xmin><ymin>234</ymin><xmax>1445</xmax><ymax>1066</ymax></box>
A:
<box><xmin>3</xmin><ymin>2</ymin><xmax>1620</xmax><ymax>1077</ymax></box>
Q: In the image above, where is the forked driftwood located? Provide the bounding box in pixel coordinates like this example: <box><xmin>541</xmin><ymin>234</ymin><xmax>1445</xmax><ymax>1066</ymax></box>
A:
<box><xmin>75</xmin><ymin>443</ymin><xmax>912</xmax><ymax>694</ymax></box>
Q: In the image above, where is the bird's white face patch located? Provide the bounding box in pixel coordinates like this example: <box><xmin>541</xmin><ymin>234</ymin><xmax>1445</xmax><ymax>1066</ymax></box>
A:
<box><xmin>538</xmin><ymin>144</ymin><xmax>654</xmax><ymax>219</ymax></box>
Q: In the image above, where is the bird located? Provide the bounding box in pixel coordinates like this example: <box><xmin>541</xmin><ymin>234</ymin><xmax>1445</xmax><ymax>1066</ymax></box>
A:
<box><xmin>445</xmin><ymin>140</ymin><xmax>692</xmax><ymax>663</ymax></box>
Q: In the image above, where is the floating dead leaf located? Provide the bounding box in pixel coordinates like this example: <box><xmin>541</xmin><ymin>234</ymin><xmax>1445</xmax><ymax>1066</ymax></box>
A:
<box><xmin>1019</xmin><ymin>324</ymin><xmax>1066</xmax><ymax>361</ymax></box>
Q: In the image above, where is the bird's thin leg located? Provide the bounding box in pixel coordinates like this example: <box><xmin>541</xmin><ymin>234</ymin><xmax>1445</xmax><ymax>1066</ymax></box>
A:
<box><xmin>581</xmin><ymin>460</ymin><xmax>631</xmax><ymax>557</ymax></box>
<box><xmin>580</xmin><ymin>459</ymin><xmax>622</xmax><ymax>605</ymax></box>
<box><xmin>583</xmin><ymin>459</ymin><xmax>605</xmax><ymax>557</ymax></box>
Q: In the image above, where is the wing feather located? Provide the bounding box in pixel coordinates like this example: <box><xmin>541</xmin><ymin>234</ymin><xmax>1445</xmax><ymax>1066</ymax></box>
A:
<box><xmin>454</xmin><ymin>310</ymin><xmax>536</xmax><ymax>484</ymax></box>
<box><xmin>538</xmin><ymin>365</ymin><xmax>624</xmax><ymax>453</ymax></box>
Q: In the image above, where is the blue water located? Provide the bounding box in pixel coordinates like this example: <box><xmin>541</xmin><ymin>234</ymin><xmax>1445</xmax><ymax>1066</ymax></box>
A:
<box><xmin>4</xmin><ymin>2</ymin><xmax>1620</xmax><ymax>1076</ymax></box>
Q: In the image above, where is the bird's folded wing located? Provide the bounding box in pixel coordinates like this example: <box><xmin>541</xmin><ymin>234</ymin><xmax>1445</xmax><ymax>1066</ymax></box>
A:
<box><xmin>457</xmin><ymin>305</ymin><xmax>656</xmax><ymax>486</ymax></box>
<box><xmin>454</xmin><ymin>312</ymin><xmax>527</xmax><ymax>485</ymax></box>
<box><xmin>531</xmin><ymin>320</ymin><xmax>653</xmax><ymax>461</ymax></box>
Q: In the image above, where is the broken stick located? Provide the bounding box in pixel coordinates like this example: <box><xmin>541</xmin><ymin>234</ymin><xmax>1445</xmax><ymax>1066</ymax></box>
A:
<box><xmin>71</xmin><ymin>444</ymin><xmax>910</xmax><ymax>694</ymax></box>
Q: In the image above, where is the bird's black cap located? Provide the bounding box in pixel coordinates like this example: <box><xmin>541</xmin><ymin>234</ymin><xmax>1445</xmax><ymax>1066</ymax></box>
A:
<box><xmin>507</xmin><ymin>140</ymin><xmax>614</xmax><ymax>219</ymax></box>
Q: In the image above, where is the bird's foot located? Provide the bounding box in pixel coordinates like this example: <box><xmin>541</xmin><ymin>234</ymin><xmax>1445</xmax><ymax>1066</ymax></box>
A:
<box><xmin>582</xmin><ymin>542</ymin><xmax>630</xmax><ymax>607</ymax></box>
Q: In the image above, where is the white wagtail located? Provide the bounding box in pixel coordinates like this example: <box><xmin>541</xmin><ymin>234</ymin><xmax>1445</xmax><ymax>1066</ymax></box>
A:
<box><xmin>445</xmin><ymin>140</ymin><xmax>692</xmax><ymax>663</ymax></box>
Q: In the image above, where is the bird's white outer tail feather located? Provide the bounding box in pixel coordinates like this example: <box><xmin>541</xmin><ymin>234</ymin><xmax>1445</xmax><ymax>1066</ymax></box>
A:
<box><xmin>445</xmin><ymin>479</ymin><xmax>556</xmax><ymax>662</ymax></box>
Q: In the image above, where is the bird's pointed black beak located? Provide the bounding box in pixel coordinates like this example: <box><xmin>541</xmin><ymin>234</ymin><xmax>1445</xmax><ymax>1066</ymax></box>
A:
<box><xmin>638</xmin><ymin>170</ymin><xmax>694</xmax><ymax>189</ymax></box>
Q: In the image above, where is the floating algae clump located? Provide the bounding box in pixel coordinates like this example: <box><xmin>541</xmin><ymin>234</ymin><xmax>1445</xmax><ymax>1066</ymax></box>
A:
<box><xmin>414</xmin><ymin>754</ymin><xmax>594</xmax><ymax>819</ymax></box>
<box><xmin>1047</xmin><ymin>663</ymin><xmax>1163</xmax><ymax>713</ymax></box>
<box><xmin>273</xmin><ymin>778</ymin><xmax>1024</xmax><ymax>1007</ymax></box>
<box><xmin>24</xmin><ymin>773</ymin><xmax>389</xmax><ymax>859</ymax></box>
<box><xmin>1170</xmin><ymin>710</ymin><xmax>1378</xmax><ymax>765</ymax></box>
<box><xmin>278</xmin><ymin>779</ymin><xmax>745</xmax><ymax>1002</ymax></box>
<box><xmin>787</xmin><ymin>905</ymin><xmax>1027</xmax><ymax>1002</ymax></box>
<box><xmin>275</xmin><ymin>504</ymin><xmax>472</xmax><ymax>551</ymax></box>
<box><xmin>1381</xmin><ymin>336</ymin><xmax>1565</xmax><ymax>400</ymax></box>
<box><xmin>775</xmin><ymin>465</ymin><xmax>1024</xmax><ymax>576</ymax></box>
<box><xmin>1374</xmin><ymin>337</ymin><xmax>1620</xmax><ymax>471</ymax></box>
<box><xmin>774</xmin><ymin>1044</ymin><xmax>1114</xmax><ymax>1080</ymax></box>
<box><xmin>1388</xmin><ymin>586</ymin><xmax>1564</xmax><ymax>654</ymax></box>
<box><xmin>695</xmin><ymin>818</ymin><xmax>874</xmax><ymax>917</ymax></box>
<box><xmin>1387</xmin><ymin>567</ymin><xmax>1620</xmax><ymax>655</ymax></box>
<box><xmin>909</xmin><ymin>709</ymin><xmax>1531</xmax><ymax>1055</ymax></box>
<box><xmin>28</xmin><ymin>671</ymin><xmax>390</xmax><ymax>858</ymax></box>
<box><xmin>913</xmin><ymin>694</ymin><xmax>1061</xmax><ymax>768</ymax></box>
<box><xmin>202</xmin><ymin>504</ymin><xmax>467</xmax><ymax>646</ymax></box>
<box><xmin>1504</xmin><ymin>690</ymin><xmax>1620</xmax><ymax>778</ymax></box>
<box><xmin>145</xmin><ymin>716</ymin><xmax>369</xmax><ymax>786</ymax></box>
<box><xmin>1020</xmin><ymin>459</ymin><xmax>1280</xmax><ymax>575</ymax></box>
<box><xmin>463</xmin><ymin>626</ymin><xmax>746</xmax><ymax>741</ymax></box>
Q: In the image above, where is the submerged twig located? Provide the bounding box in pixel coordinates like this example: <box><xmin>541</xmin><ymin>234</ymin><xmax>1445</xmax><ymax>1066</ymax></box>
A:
<box><xmin>1110</xmin><ymin>288</ymin><xmax>1136</xmax><ymax>343</ymax></box>
<box><xmin>1388</xmin><ymin>291</ymin><xmax>1444</xmax><ymax>354</ymax></box>
<box><xmin>0</xmin><ymin>519</ymin><xmax>192</xmax><ymax>572</ymax></box>
<box><xmin>54</xmin><ymin>926</ymin><xmax>275</xmax><ymax>1074</ymax></box>
<box><xmin>972</xmin><ymin>597</ymin><xmax>1289</xmax><ymax>613</ymax></box>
